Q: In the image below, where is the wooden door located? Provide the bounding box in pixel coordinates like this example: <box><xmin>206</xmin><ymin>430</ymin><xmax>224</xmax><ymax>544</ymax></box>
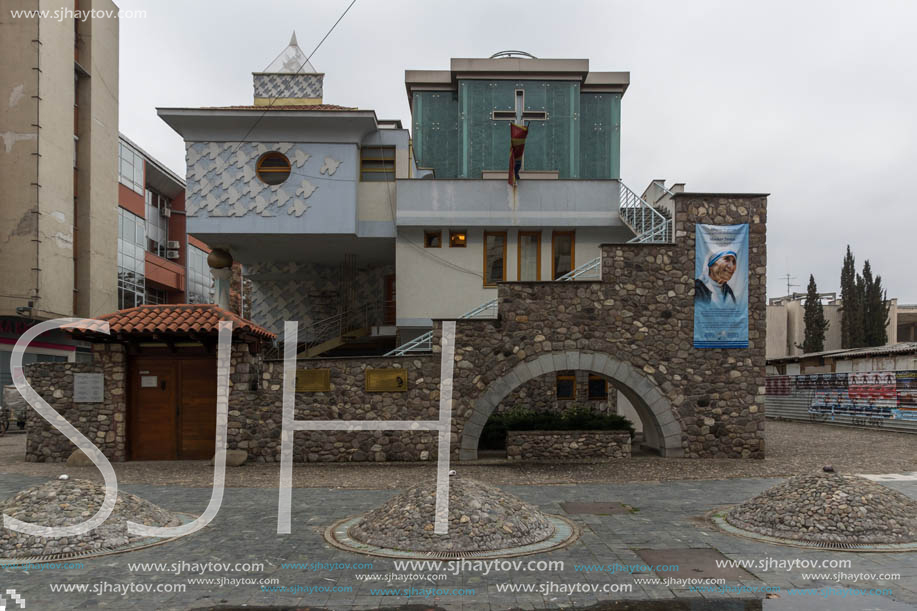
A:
<box><xmin>129</xmin><ymin>358</ymin><xmax>177</xmax><ymax>460</ymax></box>
<box><xmin>179</xmin><ymin>359</ymin><xmax>217</xmax><ymax>459</ymax></box>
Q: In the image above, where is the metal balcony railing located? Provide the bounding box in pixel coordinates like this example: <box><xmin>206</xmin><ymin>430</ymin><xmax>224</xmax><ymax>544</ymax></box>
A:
<box><xmin>618</xmin><ymin>181</ymin><xmax>673</xmax><ymax>244</ymax></box>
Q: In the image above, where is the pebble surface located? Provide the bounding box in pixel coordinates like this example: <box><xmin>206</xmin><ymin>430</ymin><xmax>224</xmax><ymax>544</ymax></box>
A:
<box><xmin>726</xmin><ymin>471</ymin><xmax>917</xmax><ymax>544</ymax></box>
<box><xmin>349</xmin><ymin>476</ymin><xmax>555</xmax><ymax>552</ymax></box>
<box><xmin>0</xmin><ymin>479</ymin><xmax>182</xmax><ymax>558</ymax></box>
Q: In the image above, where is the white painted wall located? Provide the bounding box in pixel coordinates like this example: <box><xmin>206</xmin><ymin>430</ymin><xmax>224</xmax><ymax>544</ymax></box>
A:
<box><xmin>395</xmin><ymin>226</ymin><xmax>613</xmax><ymax>324</ymax></box>
<box><xmin>615</xmin><ymin>391</ymin><xmax>644</xmax><ymax>433</ymax></box>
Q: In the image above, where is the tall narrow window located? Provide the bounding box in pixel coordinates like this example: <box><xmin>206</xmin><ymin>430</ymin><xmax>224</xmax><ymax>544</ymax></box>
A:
<box><xmin>361</xmin><ymin>146</ymin><xmax>395</xmax><ymax>181</ymax></box>
<box><xmin>483</xmin><ymin>231</ymin><xmax>506</xmax><ymax>286</ymax></box>
<box><xmin>145</xmin><ymin>189</ymin><xmax>170</xmax><ymax>258</ymax></box>
<box><xmin>588</xmin><ymin>374</ymin><xmax>609</xmax><ymax>400</ymax></box>
<box><xmin>556</xmin><ymin>371</ymin><xmax>576</xmax><ymax>400</ymax></box>
<box><xmin>517</xmin><ymin>231</ymin><xmax>541</xmax><ymax>281</ymax></box>
<box><xmin>552</xmin><ymin>231</ymin><xmax>575</xmax><ymax>279</ymax></box>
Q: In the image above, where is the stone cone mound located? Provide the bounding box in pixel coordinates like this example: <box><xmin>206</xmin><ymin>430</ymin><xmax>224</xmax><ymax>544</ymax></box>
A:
<box><xmin>349</xmin><ymin>476</ymin><xmax>555</xmax><ymax>552</ymax></box>
<box><xmin>1</xmin><ymin>479</ymin><xmax>182</xmax><ymax>558</ymax></box>
<box><xmin>726</xmin><ymin>472</ymin><xmax>917</xmax><ymax>544</ymax></box>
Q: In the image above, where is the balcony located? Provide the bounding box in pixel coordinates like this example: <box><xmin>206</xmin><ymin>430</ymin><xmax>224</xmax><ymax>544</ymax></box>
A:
<box><xmin>395</xmin><ymin>178</ymin><xmax>627</xmax><ymax>228</ymax></box>
<box><xmin>145</xmin><ymin>252</ymin><xmax>185</xmax><ymax>293</ymax></box>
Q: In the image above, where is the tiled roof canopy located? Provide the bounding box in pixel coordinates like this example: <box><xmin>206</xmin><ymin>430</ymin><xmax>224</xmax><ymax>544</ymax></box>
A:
<box><xmin>64</xmin><ymin>304</ymin><xmax>275</xmax><ymax>342</ymax></box>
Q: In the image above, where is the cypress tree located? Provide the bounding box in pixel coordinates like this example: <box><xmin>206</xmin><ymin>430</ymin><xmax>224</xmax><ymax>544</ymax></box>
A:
<box><xmin>802</xmin><ymin>275</ymin><xmax>829</xmax><ymax>353</ymax></box>
<box><xmin>839</xmin><ymin>245</ymin><xmax>860</xmax><ymax>348</ymax></box>
<box><xmin>861</xmin><ymin>260</ymin><xmax>890</xmax><ymax>347</ymax></box>
<box><xmin>853</xmin><ymin>272</ymin><xmax>866</xmax><ymax>348</ymax></box>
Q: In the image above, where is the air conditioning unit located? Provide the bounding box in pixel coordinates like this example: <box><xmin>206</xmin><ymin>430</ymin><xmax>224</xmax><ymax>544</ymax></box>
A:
<box><xmin>160</xmin><ymin>206</ymin><xmax>171</xmax><ymax>218</ymax></box>
<box><xmin>166</xmin><ymin>249</ymin><xmax>180</xmax><ymax>260</ymax></box>
<box><xmin>166</xmin><ymin>240</ymin><xmax>180</xmax><ymax>249</ymax></box>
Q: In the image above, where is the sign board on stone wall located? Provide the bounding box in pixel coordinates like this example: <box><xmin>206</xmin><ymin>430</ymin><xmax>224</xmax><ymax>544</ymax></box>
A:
<box><xmin>295</xmin><ymin>369</ymin><xmax>331</xmax><ymax>392</ymax></box>
<box><xmin>73</xmin><ymin>373</ymin><xmax>104</xmax><ymax>403</ymax></box>
<box><xmin>365</xmin><ymin>369</ymin><xmax>408</xmax><ymax>392</ymax></box>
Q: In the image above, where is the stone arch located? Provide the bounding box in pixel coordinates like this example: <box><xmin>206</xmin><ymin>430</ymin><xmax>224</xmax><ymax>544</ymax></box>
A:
<box><xmin>459</xmin><ymin>351</ymin><xmax>685</xmax><ymax>460</ymax></box>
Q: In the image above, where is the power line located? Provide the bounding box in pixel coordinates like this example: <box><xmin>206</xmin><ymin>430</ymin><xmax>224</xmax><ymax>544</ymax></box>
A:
<box><xmin>227</xmin><ymin>0</ymin><xmax>358</xmax><ymax>158</ymax></box>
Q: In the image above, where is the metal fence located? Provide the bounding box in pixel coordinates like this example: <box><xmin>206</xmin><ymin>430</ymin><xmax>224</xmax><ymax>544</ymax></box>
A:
<box><xmin>765</xmin><ymin>370</ymin><xmax>917</xmax><ymax>434</ymax></box>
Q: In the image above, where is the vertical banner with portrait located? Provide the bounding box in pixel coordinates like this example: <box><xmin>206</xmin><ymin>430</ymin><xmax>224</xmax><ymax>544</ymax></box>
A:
<box><xmin>694</xmin><ymin>224</ymin><xmax>749</xmax><ymax>348</ymax></box>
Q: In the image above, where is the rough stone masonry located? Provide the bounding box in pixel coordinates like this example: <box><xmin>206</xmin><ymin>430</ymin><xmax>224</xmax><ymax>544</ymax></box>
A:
<box><xmin>22</xmin><ymin>193</ymin><xmax>766</xmax><ymax>462</ymax></box>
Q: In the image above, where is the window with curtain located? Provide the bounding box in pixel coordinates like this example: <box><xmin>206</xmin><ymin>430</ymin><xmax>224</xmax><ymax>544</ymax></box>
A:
<box><xmin>518</xmin><ymin>231</ymin><xmax>541</xmax><ymax>281</ymax></box>
<box><xmin>483</xmin><ymin>232</ymin><xmax>506</xmax><ymax>286</ymax></box>
<box><xmin>552</xmin><ymin>231</ymin><xmax>575</xmax><ymax>279</ymax></box>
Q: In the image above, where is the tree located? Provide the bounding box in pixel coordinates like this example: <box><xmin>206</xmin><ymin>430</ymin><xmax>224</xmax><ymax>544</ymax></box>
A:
<box><xmin>839</xmin><ymin>245</ymin><xmax>861</xmax><ymax>348</ymax></box>
<box><xmin>861</xmin><ymin>260</ymin><xmax>890</xmax><ymax>347</ymax></box>
<box><xmin>801</xmin><ymin>275</ymin><xmax>829</xmax><ymax>353</ymax></box>
<box><xmin>839</xmin><ymin>246</ymin><xmax>890</xmax><ymax>349</ymax></box>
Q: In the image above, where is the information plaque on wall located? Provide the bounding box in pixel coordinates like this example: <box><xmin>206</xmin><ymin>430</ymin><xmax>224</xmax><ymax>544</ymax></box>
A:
<box><xmin>295</xmin><ymin>369</ymin><xmax>331</xmax><ymax>392</ymax></box>
<box><xmin>365</xmin><ymin>368</ymin><xmax>408</xmax><ymax>392</ymax></box>
<box><xmin>73</xmin><ymin>373</ymin><xmax>104</xmax><ymax>403</ymax></box>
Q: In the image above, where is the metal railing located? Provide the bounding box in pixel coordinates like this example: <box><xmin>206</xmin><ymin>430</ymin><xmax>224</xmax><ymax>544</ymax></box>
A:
<box><xmin>385</xmin><ymin>257</ymin><xmax>602</xmax><ymax>356</ymax></box>
<box><xmin>618</xmin><ymin>181</ymin><xmax>672</xmax><ymax>244</ymax></box>
<box><xmin>556</xmin><ymin>256</ymin><xmax>601</xmax><ymax>281</ymax></box>
<box><xmin>302</xmin><ymin>300</ymin><xmax>390</xmax><ymax>352</ymax></box>
<box><xmin>384</xmin><ymin>298</ymin><xmax>498</xmax><ymax>356</ymax></box>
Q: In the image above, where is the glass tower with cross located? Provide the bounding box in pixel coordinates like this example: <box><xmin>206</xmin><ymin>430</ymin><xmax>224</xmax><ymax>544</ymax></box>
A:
<box><xmin>407</xmin><ymin>52</ymin><xmax>627</xmax><ymax>180</ymax></box>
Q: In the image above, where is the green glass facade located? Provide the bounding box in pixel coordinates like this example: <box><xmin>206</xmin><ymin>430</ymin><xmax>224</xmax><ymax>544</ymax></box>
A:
<box><xmin>412</xmin><ymin>80</ymin><xmax>621</xmax><ymax>179</ymax></box>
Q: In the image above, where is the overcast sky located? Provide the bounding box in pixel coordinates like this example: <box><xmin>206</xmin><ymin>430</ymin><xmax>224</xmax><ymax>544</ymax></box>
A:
<box><xmin>118</xmin><ymin>0</ymin><xmax>917</xmax><ymax>303</ymax></box>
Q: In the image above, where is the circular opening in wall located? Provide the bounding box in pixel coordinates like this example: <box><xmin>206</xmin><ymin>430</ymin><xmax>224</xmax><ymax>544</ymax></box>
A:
<box><xmin>256</xmin><ymin>152</ymin><xmax>291</xmax><ymax>185</ymax></box>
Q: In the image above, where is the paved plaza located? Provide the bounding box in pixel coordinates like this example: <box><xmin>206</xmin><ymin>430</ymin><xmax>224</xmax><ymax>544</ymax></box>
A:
<box><xmin>1</xmin><ymin>468</ymin><xmax>916</xmax><ymax>610</ymax></box>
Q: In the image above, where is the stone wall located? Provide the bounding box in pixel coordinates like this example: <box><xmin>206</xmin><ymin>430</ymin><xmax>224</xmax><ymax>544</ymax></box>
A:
<box><xmin>24</xmin><ymin>342</ymin><xmax>255</xmax><ymax>463</ymax></box>
<box><xmin>506</xmin><ymin>430</ymin><xmax>631</xmax><ymax>460</ymax></box>
<box><xmin>19</xmin><ymin>194</ymin><xmax>767</xmax><ymax>464</ymax></box>
<box><xmin>236</xmin><ymin>355</ymin><xmax>442</xmax><ymax>462</ymax></box>
<box><xmin>24</xmin><ymin>343</ymin><xmax>127</xmax><ymax>462</ymax></box>
<box><xmin>498</xmin><ymin>371</ymin><xmax>616</xmax><ymax>415</ymax></box>
<box><xmin>451</xmin><ymin>194</ymin><xmax>767</xmax><ymax>459</ymax></box>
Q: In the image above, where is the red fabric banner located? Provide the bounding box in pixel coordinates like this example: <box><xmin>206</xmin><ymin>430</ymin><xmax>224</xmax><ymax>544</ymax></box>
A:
<box><xmin>508</xmin><ymin>124</ymin><xmax>528</xmax><ymax>186</ymax></box>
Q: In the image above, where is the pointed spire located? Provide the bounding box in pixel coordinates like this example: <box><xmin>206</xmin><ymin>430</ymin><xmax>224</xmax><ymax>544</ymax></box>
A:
<box><xmin>262</xmin><ymin>32</ymin><xmax>316</xmax><ymax>73</ymax></box>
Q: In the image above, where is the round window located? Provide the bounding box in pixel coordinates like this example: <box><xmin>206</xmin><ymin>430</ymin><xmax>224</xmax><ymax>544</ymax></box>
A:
<box><xmin>256</xmin><ymin>152</ymin><xmax>291</xmax><ymax>185</ymax></box>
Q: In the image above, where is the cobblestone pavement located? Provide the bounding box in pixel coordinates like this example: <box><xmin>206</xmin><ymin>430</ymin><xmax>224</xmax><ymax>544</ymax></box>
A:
<box><xmin>1</xmin><ymin>474</ymin><xmax>915</xmax><ymax>610</ymax></box>
<box><xmin>1</xmin><ymin>420</ymin><xmax>915</xmax><ymax>489</ymax></box>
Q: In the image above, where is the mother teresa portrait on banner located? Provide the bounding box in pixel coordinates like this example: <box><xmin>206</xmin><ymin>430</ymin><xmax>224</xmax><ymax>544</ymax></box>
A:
<box><xmin>694</xmin><ymin>224</ymin><xmax>749</xmax><ymax>348</ymax></box>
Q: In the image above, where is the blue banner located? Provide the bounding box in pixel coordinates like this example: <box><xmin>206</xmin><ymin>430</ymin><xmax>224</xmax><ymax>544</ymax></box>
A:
<box><xmin>694</xmin><ymin>224</ymin><xmax>749</xmax><ymax>349</ymax></box>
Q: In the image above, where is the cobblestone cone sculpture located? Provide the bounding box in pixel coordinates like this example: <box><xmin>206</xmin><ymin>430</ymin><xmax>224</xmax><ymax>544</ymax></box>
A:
<box><xmin>726</xmin><ymin>471</ymin><xmax>917</xmax><ymax>544</ymax></box>
<box><xmin>349</xmin><ymin>476</ymin><xmax>555</xmax><ymax>552</ymax></box>
<box><xmin>0</xmin><ymin>479</ymin><xmax>182</xmax><ymax>558</ymax></box>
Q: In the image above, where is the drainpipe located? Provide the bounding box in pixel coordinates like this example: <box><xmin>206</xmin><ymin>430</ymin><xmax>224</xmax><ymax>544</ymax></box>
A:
<box><xmin>29</xmin><ymin>14</ymin><xmax>42</xmax><ymax>315</ymax></box>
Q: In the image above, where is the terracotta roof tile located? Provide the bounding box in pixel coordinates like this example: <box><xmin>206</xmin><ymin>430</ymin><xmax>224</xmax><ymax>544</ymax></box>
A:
<box><xmin>64</xmin><ymin>304</ymin><xmax>275</xmax><ymax>341</ymax></box>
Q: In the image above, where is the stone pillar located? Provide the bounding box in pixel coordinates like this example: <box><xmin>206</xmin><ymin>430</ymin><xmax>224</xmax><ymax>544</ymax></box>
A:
<box><xmin>208</xmin><ymin>249</ymin><xmax>233</xmax><ymax>310</ymax></box>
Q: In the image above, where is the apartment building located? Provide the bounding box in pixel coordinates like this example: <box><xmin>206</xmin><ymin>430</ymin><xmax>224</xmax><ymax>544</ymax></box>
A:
<box><xmin>116</xmin><ymin>134</ymin><xmax>211</xmax><ymax>308</ymax></box>
<box><xmin>0</xmin><ymin>0</ymin><xmax>119</xmax><ymax>378</ymax></box>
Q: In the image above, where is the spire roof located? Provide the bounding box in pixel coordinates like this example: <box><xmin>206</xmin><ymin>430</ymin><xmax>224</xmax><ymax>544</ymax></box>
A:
<box><xmin>262</xmin><ymin>30</ymin><xmax>317</xmax><ymax>74</ymax></box>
